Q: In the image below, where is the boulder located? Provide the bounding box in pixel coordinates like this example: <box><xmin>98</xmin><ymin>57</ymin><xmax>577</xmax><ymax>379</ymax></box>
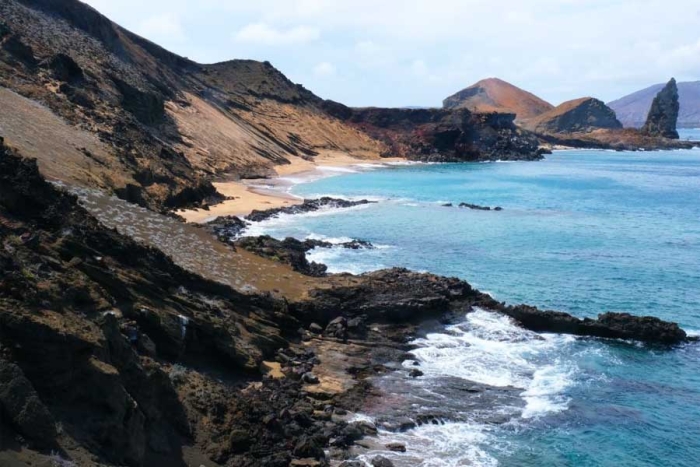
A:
<box><xmin>293</xmin><ymin>436</ymin><xmax>325</xmax><ymax>459</ymax></box>
<box><xmin>386</xmin><ymin>442</ymin><xmax>407</xmax><ymax>452</ymax></box>
<box><xmin>371</xmin><ymin>456</ymin><xmax>395</xmax><ymax>467</ymax></box>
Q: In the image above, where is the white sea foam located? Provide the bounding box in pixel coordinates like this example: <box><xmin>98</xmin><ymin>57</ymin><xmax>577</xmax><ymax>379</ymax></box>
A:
<box><xmin>354</xmin><ymin>163</ymin><xmax>389</xmax><ymax>169</ymax></box>
<box><xmin>306</xmin><ymin>247</ymin><xmax>383</xmax><ymax>275</ymax></box>
<box><xmin>408</xmin><ymin>309</ymin><xmax>575</xmax><ymax>417</ymax></box>
<box><xmin>306</xmin><ymin>233</ymin><xmax>355</xmax><ymax>244</ymax></box>
<box><xmin>359</xmin><ymin>422</ymin><xmax>499</xmax><ymax>467</ymax></box>
<box><xmin>317</xmin><ymin>165</ymin><xmax>360</xmax><ymax>173</ymax></box>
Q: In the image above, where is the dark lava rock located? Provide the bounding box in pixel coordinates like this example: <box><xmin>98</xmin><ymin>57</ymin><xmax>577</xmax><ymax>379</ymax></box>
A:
<box><xmin>293</xmin><ymin>436</ymin><xmax>326</xmax><ymax>459</ymax></box>
<box><xmin>459</xmin><ymin>202</ymin><xmax>493</xmax><ymax>211</ymax></box>
<box><xmin>525</xmin><ymin>97</ymin><xmax>622</xmax><ymax>134</ymax></box>
<box><xmin>228</xmin><ymin>429</ymin><xmax>251</xmax><ymax>453</ymax></box>
<box><xmin>371</xmin><ymin>455</ymin><xmax>396</xmax><ymax>467</ymax></box>
<box><xmin>208</xmin><ymin>215</ymin><xmax>248</xmax><ymax>242</ymax></box>
<box><xmin>386</xmin><ymin>442</ymin><xmax>407</xmax><ymax>452</ymax></box>
<box><xmin>0</xmin><ymin>359</ymin><xmax>57</xmax><ymax>447</ymax></box>
<box><xmin>44</xmin><ymin>53</ymin><xmax>85</xmax><ymax>84</ymax></box>
<box><xmin>247</xmin><ymin>197</ymin><xmax>374</xmax><ymax>223</ymax></box>
<box><xmin>490</xmin><ymin>303</ymin><xmax>688</xmax><ymax>345</ymax></box>
<box><xmin>642</xmin><ymin>78</ymin><xmax>680</xmax><ymax>139</ymax></box>
<box><xmin>235</xmin><ymin>235</ymin><xmax>328</xmax><ymax>277</ymax></box>
<box><xmin>2</xmin><ymin>35</ymin><xmax>37</xmax><ymax>66</ymax></box>
<box><xmin>112</xmin><ymin>76</ymin><xmax>165</xmax><ymax>126</ymax></box>
<box><xmin>295</xmin><ymin>268</ymin><xmax>476</xmax><ymax>326</ymax></box>
<box><xmin>302</xmin><ymin>372</ymin><xmax>320</xmax><ymax>385</ymax></box>
<box><xmin>321</xmin><ymin>102</ymin><xmax>543</xmax><ymax>162</ymax></box>
<box><xmin>408</xmin><ymin>369</ymin><xmax>424</xmax><ymax>378</ymax></box>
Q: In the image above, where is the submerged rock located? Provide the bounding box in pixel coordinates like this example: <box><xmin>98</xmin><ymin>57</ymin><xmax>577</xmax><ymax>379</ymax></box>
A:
<box><xmin>641</xmin><ymin>78</ymin><xmax>680</xmax><ymax>139</ymax></box>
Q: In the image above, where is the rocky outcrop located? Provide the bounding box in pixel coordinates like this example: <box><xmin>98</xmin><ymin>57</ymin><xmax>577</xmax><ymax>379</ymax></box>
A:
<box><xmin>473</xmin><ymin>297</ymin><xmax>688</xmax><ymax>345</ymax></box>
<box><xmin>609</xmin><ymin>80</ymin><xmax>700</xmax><ymax>129</ymax></box>
<box><xmin>234</xmin><ymin>235</ymin><xmax>374</xmax><ymax>277</ymax></box>
<box><xmin>521</xmin><ymin>97</ymin><xmax>622</xmax><ymax>134</ymax></box>
<box><xmin>322</xmin><ymin>102</ymin><xmax>544</xmax><ymax>162</ymax></box>
<box><xmin>641</xmin><ymin>78</ymin><xmax>680</xmax><ymax>139</ymax></box>
<box><xmin>247</xmin><ymin>197</ymin><xmax>374</xmax><ymax>223</ymax></box>
<box><xmin>236</xmin><ymin>236</ymin><xmax>329</xmax><ymax>277</ymax></box>
<box><xmin>443</xmin><ymin>77</ymin><xmax>554</xmax><ymax>121</ymax></box>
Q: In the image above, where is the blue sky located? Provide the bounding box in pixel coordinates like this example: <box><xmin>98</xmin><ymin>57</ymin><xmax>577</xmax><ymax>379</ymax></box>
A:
<box><xmin>83</xmin><ymin>0</ymin><xmax>700</xmax><ymax>107</ymax></box>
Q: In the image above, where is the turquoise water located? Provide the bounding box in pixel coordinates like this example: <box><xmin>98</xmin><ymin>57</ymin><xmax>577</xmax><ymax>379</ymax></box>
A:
<box><xmin>255</xmin><ymin>149</ymin><xmax>700</xmax><ymax>466</ymax></box>
<box><xmin>679</xmin><ymin>128</ymin><xmax>700</xmax><ymax>141</ymax></box>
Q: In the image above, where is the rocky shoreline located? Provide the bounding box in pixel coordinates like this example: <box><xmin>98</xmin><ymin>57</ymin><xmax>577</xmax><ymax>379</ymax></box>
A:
<box><xmin>0</xmin><ymin>141</ymin><xmax>692</xmax><ymax>467</ymax></box>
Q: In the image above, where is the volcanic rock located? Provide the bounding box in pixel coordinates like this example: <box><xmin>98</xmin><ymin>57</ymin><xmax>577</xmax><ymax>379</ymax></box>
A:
<box><xmin>641</xmin><ymin>78</ymin><xmax>680</xmax><ymax>139</ymax></box>
<box><xmin>522</xmin><ymin>97</ymin><xmax>622</xmax><ymax>134</ymax></box>
<box><xmin>322</xmin><ymin>102</ymin><xmax>543</xmax><ymax>162</ymax></box>
<box><xmin>371</xmin><ymin>456</ymin><xmax>396</xmax><ymax>467</ymax></box>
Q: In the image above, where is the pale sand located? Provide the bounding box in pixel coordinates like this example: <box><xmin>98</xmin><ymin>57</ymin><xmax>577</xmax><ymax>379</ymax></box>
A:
<box><xmin>178</xmin><ymin>151</ymin><xmax>403</xmax><ymax>223</ymax></box>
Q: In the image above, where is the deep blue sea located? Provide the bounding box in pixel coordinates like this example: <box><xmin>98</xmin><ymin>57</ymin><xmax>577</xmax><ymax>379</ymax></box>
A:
<box><xmin>251</xmin><ymin>146</ymin><xmax>700</xmax><ymax>466</ymax></box>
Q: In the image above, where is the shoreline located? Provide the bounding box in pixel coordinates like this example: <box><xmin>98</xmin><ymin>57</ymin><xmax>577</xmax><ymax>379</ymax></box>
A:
<box><xmin>177</xmin><ymin>152</ymin><xmax>405</xmax><ymax>223</ymax></box>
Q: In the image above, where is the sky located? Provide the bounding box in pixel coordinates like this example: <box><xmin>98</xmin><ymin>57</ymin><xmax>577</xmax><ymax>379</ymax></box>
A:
<box><xmin>82</xmin><ymin>0</ymin><xmax>700</xmax><ymax>108</ymax></box>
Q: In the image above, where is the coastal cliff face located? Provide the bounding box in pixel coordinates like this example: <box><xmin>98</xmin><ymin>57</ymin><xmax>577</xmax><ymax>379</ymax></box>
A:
<box><xmin>521</xmin><ymin>97</ymin><xmax>623</xmax><ymax>134</ymax></box>
<box><xmin>641</xmin><ymin>78</ymin><xmax>680</xmax><ymax>139</ymax></box>
<box><xmin>0</xmin><ymin>0</ymin><xmax>383</xmax><ymax>212</ymax></box>
<box><xmin>322</xmin><ymin>102</ymin><xmax>544</xmax><ymax>162</ymax></box>
<box><xmin>443</xmin><ymin>77</ymin><xmax>554</xmax><ymax>121</ymax></box>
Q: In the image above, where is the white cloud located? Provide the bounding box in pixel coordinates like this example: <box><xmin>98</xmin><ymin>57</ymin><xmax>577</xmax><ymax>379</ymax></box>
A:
<box><xmin>80</xmin><ymin>0</ymin><xmax>700</xmax><ymax>106</ymax></box>
<box><xmin>234</xmin><ymin>23</ymin><xmax>320</xmax><ymax>46</ymax></box>
<box><xmin>313</xmin><ymin>61</ymin><xmax>336</xmax><ymax>77</ymax></box>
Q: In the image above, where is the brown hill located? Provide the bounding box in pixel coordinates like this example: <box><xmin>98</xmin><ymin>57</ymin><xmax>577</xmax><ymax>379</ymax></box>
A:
<box><xmin>443</xmin><ymin>77</ymin><xmax>554</xmax><ymax>120</ymax></box>
<box><xmin>0</xmin><ymin>0</ymin><xmax>383</xmax><ymax>211</ymax></box>
<box><xmin>521</xmin><ymin>97</ymin><xmax>622</xmax><ymax>134</ymax></box>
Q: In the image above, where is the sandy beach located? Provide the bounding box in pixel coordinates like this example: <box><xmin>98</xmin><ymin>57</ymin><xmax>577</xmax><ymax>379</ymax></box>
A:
<box><xmin>178</xmin><ymin>151</ymin><xmax>403</xmax><ymax>223</ymax></box>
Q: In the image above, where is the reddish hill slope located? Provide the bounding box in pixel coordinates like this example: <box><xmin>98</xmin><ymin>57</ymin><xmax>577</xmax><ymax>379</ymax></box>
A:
<box><xmin>443</xmin><ymin>78</ymin><xmax>553</xmax><ymax>121</ymax></box>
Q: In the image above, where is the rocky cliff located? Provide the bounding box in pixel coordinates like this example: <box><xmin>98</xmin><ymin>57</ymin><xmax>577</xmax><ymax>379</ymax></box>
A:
<box><xmin>0</xmin><ymin>0</ymin><xmax>383</xmax><ymax>212</ymax></box>
<box><xmin>322</xmin><ymin>102</ymin><xmax>544</xmax><ymax>162</ymax></box>
<box><xmin>641</xmin><ymin>78</ymin><xmax>680</xmax><ymax>139</ymax></box>
<box><xmin>521</xmin><ymin>97</ymin><xmax>623</xmax><ymax>134</ymax></box>
<box><xmin>443</xmin><ymin>78</ymin><xmax>553</xmax><ymax>121</ymax></box>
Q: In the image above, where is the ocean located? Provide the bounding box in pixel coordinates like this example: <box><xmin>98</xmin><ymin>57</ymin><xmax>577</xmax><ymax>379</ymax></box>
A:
<box><xmin>250</xmin><ymin>147</ymin><xmax>700</xmax><ymax>466</ymax></box>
